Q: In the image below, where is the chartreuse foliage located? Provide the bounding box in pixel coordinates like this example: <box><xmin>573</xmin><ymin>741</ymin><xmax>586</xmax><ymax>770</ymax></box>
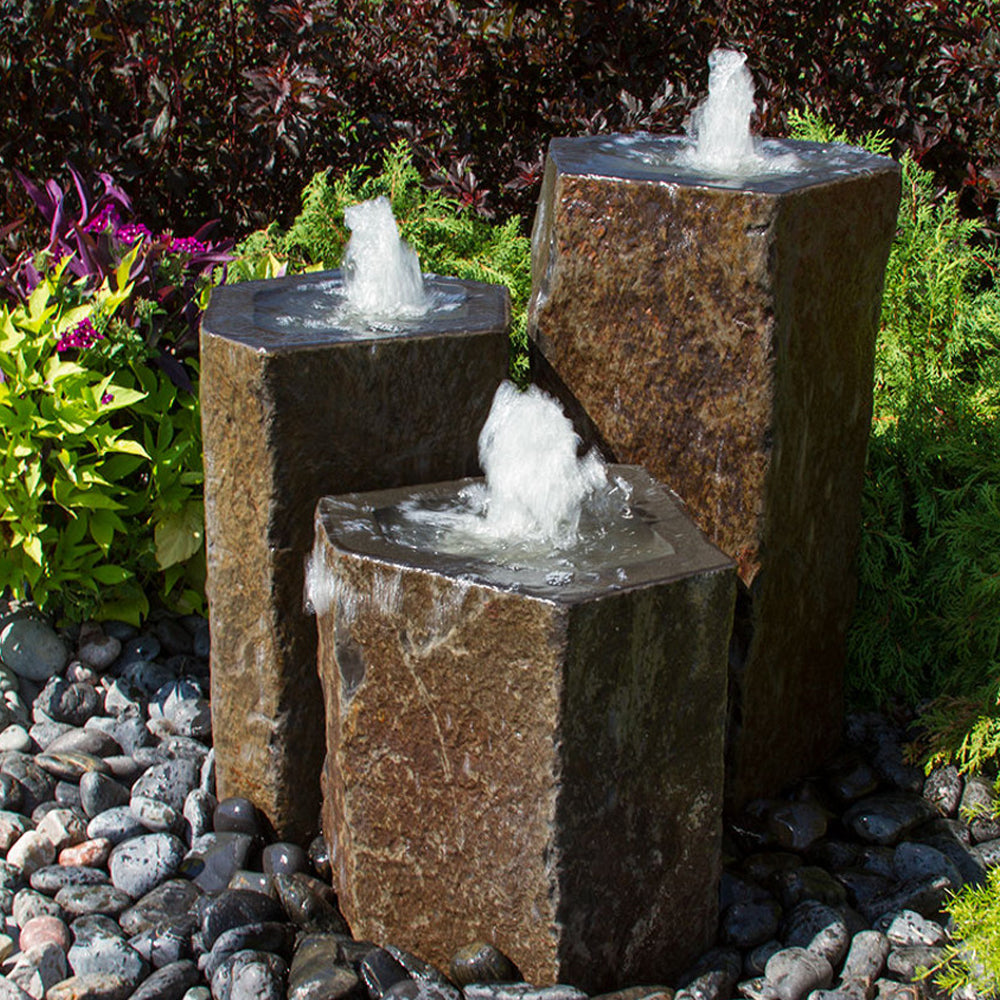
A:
<box><xmin>929</xmin><ymin>866</ymin><xmax>1000</xmax><ymax>997</ymax></box>
<box><xmin>790</xmin><ymin>112</ymin><xmax>1000</xmax><ymax>719</ymax></box>
<box><xmin>231</xmin><ymin>142</ymin><xmax>533</xmax><ymax>380</ymax></box>
<box><xmin>0</xmin><ymin>253</ymin><xmax>204</xmax><ymax>624</ymax></box>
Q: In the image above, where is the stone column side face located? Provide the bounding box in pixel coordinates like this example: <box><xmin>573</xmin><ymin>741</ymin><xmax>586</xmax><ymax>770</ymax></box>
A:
<box><xmin>317</xmin><ymin>549</ymin><xmax>566</xmax><ymax>986</ymax></box>
<box><xmin>313</xmin><ymin>472</ymin><xmax>735</xmax><ymax>991</ymax></box>
<box><xmin>556</xmin><ymin>575</ymin><xmax>733</xmax><ymax>989</ymax></box>
<box><xmin>731</xmin><ymin>173</ymin><xmax>900</xmax><ymax>804</ymax></box>
<box><xmin>200</xmin><ymin>279</ymin><xmax>510</xmax><ymax>842</ymax></box>
<box><xmin>527</xmin><ymin>140</ymin><xmax>901</xmax><ymax>807</ymax></box>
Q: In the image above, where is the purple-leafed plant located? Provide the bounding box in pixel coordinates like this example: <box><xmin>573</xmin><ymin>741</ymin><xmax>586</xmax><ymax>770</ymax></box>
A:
<box><xmin>1</xmin><ymin>167</ymin><xmax>232</xmax><ymax>389</ymax></box>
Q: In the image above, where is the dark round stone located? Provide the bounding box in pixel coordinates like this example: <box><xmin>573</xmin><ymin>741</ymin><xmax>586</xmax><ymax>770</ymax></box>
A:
<box><xmin>308</xmin><ymin>835</ymin><xmax>331</xmax><ymax>881</ymax></box>
<box><xmin>214</xmin><ymin>796</ymin><xmax>261</xmax><ymax>836</ymax></box>
<box><xmin>200</xmin><ymin>888</ymin><xmax>286</xmax><ymax>951</ymax></box>
<box><xmin>448</xmin><ymin>942</ymin><xmax>520</xmax><ymax>987</ymax></box>
<box><xmin>361</xmin><ymin>948</ymin><xmax>412</xmax><ymax>999</ymax></box>
<box><xmin>262</xmin><ymin>841</ymin><xmax>308</xmax><ymax>876</ymax></box>
<box><xmin>720</xmin><ymin>899</ymin><xmax>783</xmax><ymax>949</ymax></box>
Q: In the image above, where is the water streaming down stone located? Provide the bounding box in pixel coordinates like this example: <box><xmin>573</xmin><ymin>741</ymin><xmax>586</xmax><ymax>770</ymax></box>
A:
<box><xmin>201</xmin><ymin>200</ymin><xmax>509</xmax><ymax>841</ymax></box>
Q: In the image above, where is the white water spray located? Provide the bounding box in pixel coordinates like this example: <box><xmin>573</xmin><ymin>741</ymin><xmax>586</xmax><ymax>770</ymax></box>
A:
<box><xmin>342</xmin><ymin>196</ymin><xmax>430</xmax><ymax>319</ymax></box>
<box><xmin>397</xmin><ymin>381</ymin><xmax>609</xmax><ymax>554</ymax></box>
<box><xmin>679</xmin><ymin>48</ymin><xmax>799</xmax><ymax>176</ymax></box>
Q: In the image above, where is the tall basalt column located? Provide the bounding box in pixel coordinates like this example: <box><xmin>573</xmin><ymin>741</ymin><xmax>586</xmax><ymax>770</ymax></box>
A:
<box><xmin>527</xmin><ymin>135</ymin><xmax>901</xmax><ymax>808</ymax></box>
<box><xmin>313</xmin><ymin>467</ymin><xmax>735</xmax><ymax>991</ymax></box>
<box><xmin>200</xmin><ymin>272</ymin><xmax>509</xmax><ymax>841</ymax></box>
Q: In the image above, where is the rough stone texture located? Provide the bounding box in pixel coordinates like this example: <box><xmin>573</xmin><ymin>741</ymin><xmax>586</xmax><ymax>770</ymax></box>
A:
<box><xmin>314</xmin><ymin>466</ymin><xmax>735</xmax><ymax>991</ymax></box>
<box><xmin>201</xmin><ymin>273</ymin><xmax>509</xmax><ymax>841</ymax></box>
<box><xmin>527</xmin><ymin>135</ymin><xmax>901</xmax><ymax>809</ymax></box>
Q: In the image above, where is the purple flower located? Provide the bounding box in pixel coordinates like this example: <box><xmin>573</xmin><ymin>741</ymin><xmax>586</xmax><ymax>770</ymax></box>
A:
<box><xmin>55</xmin><ymin>317</ymin><xmax>104</xmax><ymax>353</ymax></box>
<box><xmin>84</xmin><ymin>204</ymin><xmax>122</xmax><ymax>234</ymax></box>
<box><xmin>167</xmin><ymin>235</ymin><xmax>210</xmax><ymax>255</ymax></box>
<box><xmin>100</xmin><ymin>391</ymin><xmax>115</xmax><ymax>405</ymax></box>
<box><xmin>115</xmin><ymin>222</ymin><xmax>152</xmax><ymax>244</ymax></box>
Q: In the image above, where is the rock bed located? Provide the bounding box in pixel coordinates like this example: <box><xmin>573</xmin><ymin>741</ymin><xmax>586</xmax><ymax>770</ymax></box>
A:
<box><xmin>0</xmin><ymin>602</ymin><xmax>993</xmax><ymax>999</ymax></box>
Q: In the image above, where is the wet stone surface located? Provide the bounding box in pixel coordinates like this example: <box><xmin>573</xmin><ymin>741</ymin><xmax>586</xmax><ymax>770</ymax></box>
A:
<box><xmin>0</xmin><ymin>602</ymin><xmax>992</xmax><ymax>1000</ymax></box>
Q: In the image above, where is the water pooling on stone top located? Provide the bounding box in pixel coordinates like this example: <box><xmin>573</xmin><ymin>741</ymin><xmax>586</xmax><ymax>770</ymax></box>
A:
<box><xmin>255</xmin><ymin>195</ymin><xmax>466</xmax><ymax>337</ymax></box>
<box><xmin>376</xmin><ymin>381</ymin><xmax>675</xmax><ymax>587</ymax></box>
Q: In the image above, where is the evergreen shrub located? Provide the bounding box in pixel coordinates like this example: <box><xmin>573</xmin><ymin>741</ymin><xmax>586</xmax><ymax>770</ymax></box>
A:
<box><xmin>789</xmin><ymin>115</ymin><xmax>1000</xmax><ymax>762</ymax></box>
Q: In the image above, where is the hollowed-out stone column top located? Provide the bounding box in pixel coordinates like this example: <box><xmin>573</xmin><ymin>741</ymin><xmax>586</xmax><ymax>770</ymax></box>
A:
<box><xmin>314</xmin><ymin>464</ymin><xmax>734</xmax><ymax>606</ymax></box>
<box><xmin>203</xmin><ymin>269</ymin><xmax>511</xmax><ymax>352</ymax></box>
<box><xmin>541</xmin><ymin>134</ymin><xmax>899</xmax><ymax>194</ymax></box>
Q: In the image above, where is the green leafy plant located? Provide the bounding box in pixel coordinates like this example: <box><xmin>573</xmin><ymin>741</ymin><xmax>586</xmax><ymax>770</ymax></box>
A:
<box><xmin>790</xmin><ymin>111</ymin><xmax>1000</xmax><ymax>711</ymax></box>
<box><xmin>231</xmin><ymin>141</ymin><xmax>533</xmax><ymax>379</ymax></box>
<box><xmin>0</xmin><ymin>253</ymin><xmax>204</xmax><ymax>623</ymax></box>
<box><xmin>930</xmin><ymin>866</ymin><xmax>1000</xmax><ymax>997</ymax></box>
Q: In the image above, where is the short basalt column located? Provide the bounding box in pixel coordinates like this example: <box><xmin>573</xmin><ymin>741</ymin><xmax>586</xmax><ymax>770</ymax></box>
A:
<box><xmin>527</xmin><ymin>135</ymin><xmax>901</xmax><ymax>808</ymax></box>
<box><xmin>312</xmin><ymin>466</ymin><xmax>735</xmax><ymax>991</ymax></box>
<box><xmin>200</xmin><ymin>272</ymin><xmax>509</xmax><ymax>841</ymax></box>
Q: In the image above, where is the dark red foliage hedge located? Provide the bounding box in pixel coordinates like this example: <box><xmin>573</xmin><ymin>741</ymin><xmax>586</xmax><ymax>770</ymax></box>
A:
<box><xmin>1</xmin><ymin>0</ymin><xmax>997</xmax><ymax>243</ymax></box>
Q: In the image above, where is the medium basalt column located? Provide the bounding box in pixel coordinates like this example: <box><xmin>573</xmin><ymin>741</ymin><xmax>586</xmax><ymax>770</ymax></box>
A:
<box><xmin>200</xmin><ymin>272</ymin><xmax>509</xmax><ymax>841</ymax></box>
<box><xmin>527</xmin><ymin>135</ymin><xmax>900</xmax><ymax>808</ymax></box>
<box><xmin>313</xmin><ymin>466</ymin><xmax>735</xmax><ymax>992</ymax></box>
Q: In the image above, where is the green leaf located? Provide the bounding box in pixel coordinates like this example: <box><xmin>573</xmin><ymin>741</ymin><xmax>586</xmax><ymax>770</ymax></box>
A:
<box><xmin>154</xmin><ymin>500</ymin><xmax>205</xmax><ymax>570</ymax></box>
<box><xmin>91</xmin><ymin>564</ymin><xmax>131</xmax><ymax>585</ymax></box>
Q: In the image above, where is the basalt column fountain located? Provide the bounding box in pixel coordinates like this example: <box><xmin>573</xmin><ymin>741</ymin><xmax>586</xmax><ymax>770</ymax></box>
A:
<box><xmin>527</xmin><ymin>51</ymin><xmax>901</xmax><ymax>808</ymax></box>
<box><xmin>310</xmin><ymin>384</ymin><xmax>736</xmax><ymax>991</ymax></box>
<box><xmin>201</xmin><ymin>199</ymin><xmax>509</xmax><ymax>840</ymax></box>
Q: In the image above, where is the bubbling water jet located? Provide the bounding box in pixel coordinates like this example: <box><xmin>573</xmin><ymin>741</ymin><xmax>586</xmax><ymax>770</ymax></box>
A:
<box><xmin>342</xmin><ymin>196</ymin><xmax>430</xmax><ymax>319</ymax></box>
<box><xmin>676</xmin><ymin>48</ymin><xmax>800</xmax><ymax>177</ymax></box>
<box><xmin>395</xmin><ymin>381</ymin><xmax>610</xmax><ymax>555</ymax></box>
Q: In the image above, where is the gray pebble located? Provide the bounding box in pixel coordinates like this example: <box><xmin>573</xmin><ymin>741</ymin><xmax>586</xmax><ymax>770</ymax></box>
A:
<box><xmin>892</xmin><ymin>841</ymin><xmax>962</xmax><ymax>887</ymax></box>
<box><xmin>183</xmin><ymin>789</ymin><xmax>216</xmax><ymax>842</ymax></box>
<box><xmin>81</xmin><ymin>770</ymin><xmax>131</xmax><ymax>817</ymax></box>
<box><xmin>210</xmin><ymin>948</ymin><xmax>288</xmax><ymax>1000</ymax></box>
<box><xmin>55</xmin><ymin>882</ymin><xmax>134</xmax><ymax>917</ymax></box>
<box><xmin>782</xmin><ymin>901</ymin><xmax>849</xmax><ymax>966</ymax></box>
<box><xmin>69</xmin><ymin>917</ymin><xmax>149</xmax><ymax>983</ymax></box>
<box><xmin>200</xmin><ymin>889</ymin><xmax>286</xmax><ymax>951</ymax></box>
<box><xmin>129</xmin><ymin>912</ymin><xmax>198</xmax><ymax>968</ymax></box>
<box><xmin>131</xmin><ymin>758</ymin><xmax>201</xmax><ymax>813</ymax></box>
<box><xmin>462</xmin><ymin>986</ymin><xmax>587</xmax><ymax>1000</ymax></box>
<box><xmin>34</xmin><ymin>676</ymin><xmax>102</xmax><ymax>726</ymax></box>
<box><xmin>885</xmin><ymin>909</ymin><xmax>947</xmax><ymax>947</ymax></box>
<box><xmin>960</xmin><ymin>775</ymin><xmax>1000</xmax><ymax>843</ymax></box>
<box><xmin>79</xmin><ymin>634</ymin><xmax>122</xmax><ymax>672</ymax></box>
<box><xmin>122</xmin><ymin>659</ymin><xmax>174</xmax><ymax>697</ymax></box>
<box><xmin>843</xmin><ymin>794</ymin><xmax>936</xmax><ymax>846</ymax></box>
<box><xmin>885</xmin><ymin>944</ymin><xmax>947</xmax><ymax>980</ymax></box>
<box><xmin>288</xmin><ymin>933</ymin><xmax>358</xmax><ymax>1000</ymax></box>
<box><xmin>182</xmin><ymin>832</ymin><xmax>254</xmax><ymax>893</ymax></box>
<box><xmin>12</xmin><ymin>887</ymin><xmax>62</xmax><ymax>926</ymax></box>
<box><xmin>119</xmin><ymin>879</ymin><xmax>203</xmax><ymax>937</ymax></box>
<box><xmin>0</xmin><ymin>618</ymin><xmax>68</xmax><ymax>682</ymax></box>
<box><xmin>109</xmin><ymin>832</ymin><xmax>186</xmax><ymax>898</ymax></box>
<box><xmin>30</xmin><ymin>864</ymin><xmax>110</xmax><ymax>894</ymax></box>
<box><xmin>859</xmin><ymin>874</ymin><xmax>954</xmax><ymax>922</ymax></box>
<box><xmin>762</xmin><ymin>946</ymin><xmax>833</xmax><ymax>1000</ymax></box>
<box><xmin>922</xmin><ymin>765</ymin><xmax>962</xmax><ymax>817</ymax></box>
<box><xmin>88</xmin><ymin>805</ymin><xmax>148</xmax><ymax>844</ymax></box>
<box><xmin>129</xmin><ymin>959</ymin><xmax>202</xmax><ymax>1000</ymax></box>
<box><xmin>0</xmin><ymin>724</ymin><xmax>32</xmax><ymax>753</ymax></box>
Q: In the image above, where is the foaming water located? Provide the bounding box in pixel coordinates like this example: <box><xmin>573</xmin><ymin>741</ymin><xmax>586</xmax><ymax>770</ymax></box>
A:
<box><xmin>377</xmin><ymin>382</ymin><xmax>674</xmax><ymax>587</ymax></box>
<box><xmin>678</xmin><ymin>48</ymin><xmax>800</xmax><ymax>177</ymax></box>
<box><xmin>342</xmin><ymin>196</ymin><xmax>430</xmax><ymax>319</ymax></box>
